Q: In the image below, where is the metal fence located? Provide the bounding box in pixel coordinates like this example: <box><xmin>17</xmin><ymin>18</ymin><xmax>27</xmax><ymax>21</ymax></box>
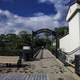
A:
<box><xmin>75</xmin><ymin>54</ymin><xmax>80</xmax><ymax>75</ymax></box>
<box><xmin>57</xmin><ymin>50</ymin><xmax>66</xmax><ymax>64</ymax></box>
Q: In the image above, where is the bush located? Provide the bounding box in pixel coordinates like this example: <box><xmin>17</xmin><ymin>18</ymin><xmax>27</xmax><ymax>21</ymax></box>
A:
<box><xmin>0</xmin><ymin>49</ymin><xmax>22</xmax><ymax>56</ymax></box>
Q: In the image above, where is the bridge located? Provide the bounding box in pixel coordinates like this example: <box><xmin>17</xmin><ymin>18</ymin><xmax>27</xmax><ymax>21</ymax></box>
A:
<box><xmin>0</xmin><ymin>49</ymin><xmax>76</xmax><ymax>80</ymax></box>
<box><xmin>0</xmin><ymin>28</ymin><xmax>78</xmax><ymax>80</ymax></box>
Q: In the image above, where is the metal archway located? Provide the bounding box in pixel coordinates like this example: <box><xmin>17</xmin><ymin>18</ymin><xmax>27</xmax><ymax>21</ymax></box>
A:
<box><xmin>31</xmin><ymin>28</ymin><xmax>59</xmax><ymax>58</ymax></box>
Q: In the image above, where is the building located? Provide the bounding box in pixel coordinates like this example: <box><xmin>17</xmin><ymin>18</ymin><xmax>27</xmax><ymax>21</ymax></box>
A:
<box><xmin>60</xmin><ymin>0</ymin><xmax>80</xmax><ymax>63</ymax></box>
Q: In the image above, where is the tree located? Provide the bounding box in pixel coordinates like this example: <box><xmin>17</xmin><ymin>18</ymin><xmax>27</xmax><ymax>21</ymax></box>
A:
<box><xmin>18</xmin><ymin>31</ymin><xmax>32</xmax><ymax>46</ymax></box>
<box><xmin>6</xmin><ymin>34</ymin><xmax>19</xmax><ymax>49</ymax></box>
<box><xmin>55</xmin><ymin>26</ymin><xmax>69</xmax><ymax>38</ymax></box>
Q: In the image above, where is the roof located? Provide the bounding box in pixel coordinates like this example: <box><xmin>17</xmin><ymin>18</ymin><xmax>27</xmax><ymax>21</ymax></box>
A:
<box><xmin>66</xmin><ymin>3</ymin><xmax>80</xmax><ymax>21</ymax></box>
<box><xmin>77</xmin><ymin>0</ymin><xmax>80</xmax><ymax>4</ymax></box>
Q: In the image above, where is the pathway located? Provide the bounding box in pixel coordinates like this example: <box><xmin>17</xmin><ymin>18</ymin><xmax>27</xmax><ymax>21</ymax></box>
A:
<box><xmin>29</xmin><ymin>49</ymin><xmax>78</xmax><ymax>80</ymax></box>
<box><xmin>0</xmin><ymin>49</ymin><xmax>79</xmax><ymax>80</ymax></box>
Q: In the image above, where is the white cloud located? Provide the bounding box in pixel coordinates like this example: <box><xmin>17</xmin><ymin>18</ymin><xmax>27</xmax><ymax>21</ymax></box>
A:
<box><xmin>0</xmin><ymin>0</ymin><xmax>69</xmax><ymax>34</ymax></box>
<box><xmin>39</xmin><ymin>0</ymin><xmax>69</xmax><ymax>20</ymax></box>
<box><xmin>0</xmin><ymin>9</ymin><xmax>68</xmax><ymax>34</ymax></box>
<box><xmin>33</xmin><ymin>12</ymin><xmax>45</xmax><ymax>16</ymax></box>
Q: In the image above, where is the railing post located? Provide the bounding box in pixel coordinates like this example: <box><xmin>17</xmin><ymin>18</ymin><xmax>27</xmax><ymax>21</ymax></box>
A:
<box><xmin>55</xmin><ymin>32</ymin><xmax>59</xmax><ymax>58</ymax></box>
<box><xmin>31</xmin><ymin>31</ymin><xmax>34</xmax><ymax>59</ymax></box>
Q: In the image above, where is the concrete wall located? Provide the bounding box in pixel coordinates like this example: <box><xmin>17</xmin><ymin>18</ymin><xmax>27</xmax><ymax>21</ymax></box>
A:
<box><xmin>69</xmin><ymin>12</ymin><xmax>80</xmax><ymax>49</ymax></box>
<box><xmin>60</xmin><ymin>34</ymin><xmax>71</xmax><ymax>52</ymax></box>
<box><xmin>60</xmin><ymin>3</ymin><xmax>80</xmax><ymax>62</ymax></box>
<box><xmin>60</xmin><ymin>12</ymin><xmax>80</xmax><ymax>53</ymax></box>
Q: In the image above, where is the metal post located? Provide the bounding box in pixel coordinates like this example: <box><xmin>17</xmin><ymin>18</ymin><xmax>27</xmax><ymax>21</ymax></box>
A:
<box><xmin>31</xmin><ymin>31</ymin><xmax>34</xmax><ymax>59</ymax></box>
<box><xmin>55</xmin><ymin>32</ymin><xmax>59</xmax><ymax>58</ymax></box>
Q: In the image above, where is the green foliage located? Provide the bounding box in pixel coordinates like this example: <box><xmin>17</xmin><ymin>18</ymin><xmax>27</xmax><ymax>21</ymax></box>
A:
<box><xmin>0</xmin><ymin>27</ymin><xmax>68</xmax><ymax>56</ymax></box>
<box><xmin>0</xmin><ymin>49</ymin><xmax>20</xmax><ymax>56</ymax></box>
<box><xmin>0</xmin><ymin>31</ymin><xmax>32</xmax><ymax>56</ymax></box>
<box><xmin>33</xmin><ymin>34</ymin><xmax>52</xmax><ymax>49</ymax></box>
<box><xmin>18</xmin><ymin>31</ymin><xmax>32</xmax><ymax>46</ymax></box>
<box><xmin>55</xmin><ymin>26</ymin><xmax>69</xmax><ymax>38</ymax></box>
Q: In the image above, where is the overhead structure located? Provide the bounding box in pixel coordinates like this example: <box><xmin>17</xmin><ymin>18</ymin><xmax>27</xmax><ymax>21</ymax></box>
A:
<box><xmin>32</xmin><ymin>28</ymin><xmax>59</xmax><ymax>58</ymax></box>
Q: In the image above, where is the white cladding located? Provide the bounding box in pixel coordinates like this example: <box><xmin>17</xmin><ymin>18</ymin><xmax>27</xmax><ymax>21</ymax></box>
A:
<box><xmin>66</xmin><ymin>3</ymin><xmax>80</xmax><ymax>21</ymax></box>
<box><xmin>23</xmin><ymin>46</ymin><xmax>31</xmax><ymax>50</ymax></box>
<box><xmin>60</xmin><ymin>3</ymin><xmax>80</xmax><ymax>61</ymax></box>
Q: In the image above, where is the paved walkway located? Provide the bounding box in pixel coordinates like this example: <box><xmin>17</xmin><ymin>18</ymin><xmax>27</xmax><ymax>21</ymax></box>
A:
<box><xmin>0</xmin><ymin>49</ymin><xmax>79</xmax><ymax>80</ymax></box>
<box><xmin>0</xmin><ymin>73</ymin><xmax>48</xmax><ymax>80</ymax></box>
<box><xmin>29</xmin><ymin>49</ymin><xmax>79</xmax><ymax>80</ymax></box>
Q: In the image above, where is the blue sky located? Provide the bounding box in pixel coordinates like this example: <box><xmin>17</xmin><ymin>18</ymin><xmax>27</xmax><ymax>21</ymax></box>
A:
<box><xmin>0</xmin><ymin>0</ymin><xmax>57</xmax><ymax>16</ymax></box>
<box><xmin>0</xmin><ymin>0</ymin><xmax>74</xmax><ymax>34</ymax></box>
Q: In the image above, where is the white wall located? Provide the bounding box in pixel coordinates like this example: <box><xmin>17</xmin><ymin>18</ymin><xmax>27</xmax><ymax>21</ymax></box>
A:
<box><xmin>60</xmin><ymin>34</ymin><xmax>71</xmax><ymax>52</ymax></box>
<box><xmin>60</xmin><ymin>3</ymin><xmax>80</xmax><ymax>62</ymax></box>
<box><xmin>60</xmin><ymin>9</ymin><xmax>80</xmax><ymax>53</ymax></box>
<box><xmin>69</xmin><ymin>12</ymin><xmax>80</xmax><ymax>50</ymax></box>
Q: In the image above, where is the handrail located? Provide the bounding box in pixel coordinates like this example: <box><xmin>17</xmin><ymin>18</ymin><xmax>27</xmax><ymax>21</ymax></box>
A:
<box><xmin>33</xmin><ymin>49</ymin><xmax>41</xmax><ymax>58</ymax></box>
<box><xmin>62</xmin><ymin>46</ymin><xmax>80</xmax><ymax>55</ymax></box>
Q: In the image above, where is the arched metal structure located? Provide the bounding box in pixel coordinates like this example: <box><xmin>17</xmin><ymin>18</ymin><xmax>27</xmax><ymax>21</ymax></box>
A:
<box><xmin>31</xmin><ymin>28</ymin><xmax>59</xmax><ymax>58</ymax></box>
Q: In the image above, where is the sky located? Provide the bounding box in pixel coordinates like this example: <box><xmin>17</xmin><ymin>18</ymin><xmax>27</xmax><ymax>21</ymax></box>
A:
<box><xmin>0</xmin><ymin>0</ymin><xmax>74</xmax><ymax>34</ymax></box>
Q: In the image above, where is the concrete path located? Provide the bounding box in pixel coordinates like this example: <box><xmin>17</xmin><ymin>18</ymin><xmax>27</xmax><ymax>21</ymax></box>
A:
<box><xmin>29</xmin><ymin>49</ymin><xmax>79</xmax><ymax>80</ymax></box>
<box><xmin>0</xmin><ymin>49</ymin><xmax>79</xmax><ymax>80</ymax></box>
<box><xmin>0</xmin><ymin>73</ymin><xmax>48</xmax><ymax>80</ymax></box>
